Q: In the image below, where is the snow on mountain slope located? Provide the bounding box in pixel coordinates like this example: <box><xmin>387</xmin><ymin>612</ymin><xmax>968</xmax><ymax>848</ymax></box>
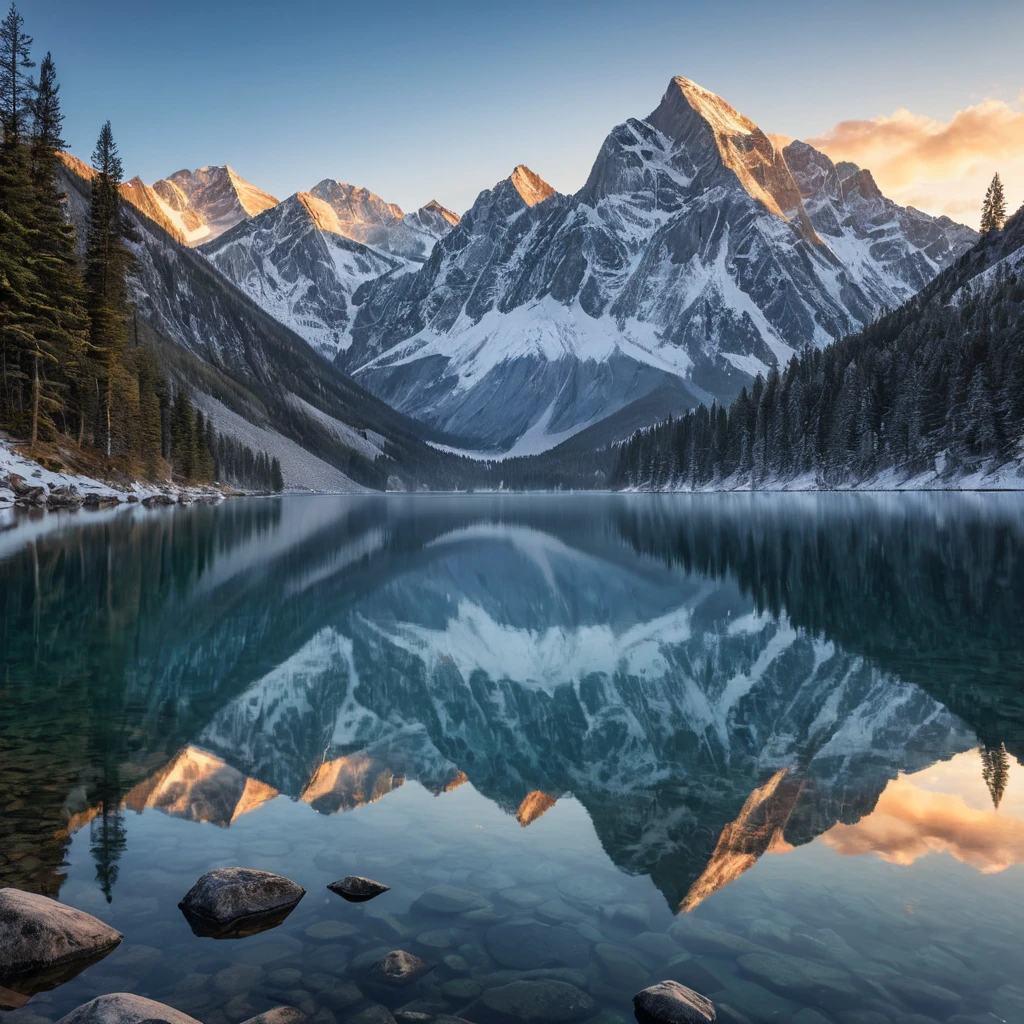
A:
<box><xmin>199</xmin><ymin>191</ymin><xmax>406</xmax><ymax>354</ymax></box>
<box><xmin>308</xmin><ymin>180</ymin><xmax>459</xmax><ymax>261</ymax></box>
<box><xmin>152</xmin><ymin>165</ymin><xmax>279</xmax><ymax>244</ymax></box>
<box><xmin>340</xmin><ymin>77</ymin><xmax>976</xmax><ymax>453</ymax></box>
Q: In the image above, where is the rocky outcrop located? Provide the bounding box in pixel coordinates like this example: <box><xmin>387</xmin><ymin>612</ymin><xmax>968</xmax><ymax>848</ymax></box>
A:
<box><xmin>0</xmin><ymin>888</ymin><xmax>123</xmax><ymax>996</ymax></box>
<box><xmin>178</xmin><ymin>867</ymin><xmax>305</xmax><ymax>937</ymax></box>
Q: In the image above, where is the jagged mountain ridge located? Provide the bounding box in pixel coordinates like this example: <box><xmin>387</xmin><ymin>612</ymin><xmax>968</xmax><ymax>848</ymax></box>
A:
<box><xmin>199</xmin><ymin>191</ymin><xmax>408</xmax><ymax>354</ymax></box>
<box><xmin>309</xmin><ymin>179</ymin><xmax>460</xmax><ymax>261</ymax></box>
<box><xmin>335</xmin><ymin>76</ymin><xmax>976</xmax><ymax>452</ymax></box>
<box><xmin>55</xmin><ymin>156</ymin><xmax>468</xmax><ymax>491</ymax></box>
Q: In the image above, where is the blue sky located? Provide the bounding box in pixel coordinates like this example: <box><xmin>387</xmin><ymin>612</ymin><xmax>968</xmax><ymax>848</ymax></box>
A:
<box><xmin>18</xmin><ymin>0</ymin><xmax>1024</xmax><ymax>215</ymax></box>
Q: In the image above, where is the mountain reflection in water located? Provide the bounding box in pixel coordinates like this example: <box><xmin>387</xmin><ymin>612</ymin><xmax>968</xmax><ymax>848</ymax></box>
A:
<box><xmin>0</xmin><ymin>493</ymin><xmax>1022</xmax><ymax>1021</ymax></box>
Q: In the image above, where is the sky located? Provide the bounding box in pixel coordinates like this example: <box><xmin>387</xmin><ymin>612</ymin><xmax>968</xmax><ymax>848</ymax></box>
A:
<box><xmin>18</xmin><ymin>0</ymin><xmax>1024</xmax><ymax>224</ymax></box>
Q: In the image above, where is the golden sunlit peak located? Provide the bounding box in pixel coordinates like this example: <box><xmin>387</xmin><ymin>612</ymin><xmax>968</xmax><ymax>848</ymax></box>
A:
<box><xmin>509</xmin><ymin>165</ymin><xmax>555</xmax><ymax>207</ymax></box>
<box><xmin>516</xmin><ymin>790</ymin><xmax>557</xmax><ymax>827</ymax></box>
<box><xmin>300</xmin><ymin>752</ymin><xmax>402</xmax><ymax>814</ymax></box>
<box><xmin>678</xmin><ymin>768</ymin><xmax>803</xmax><ymax>914</ymax></box>
<box><xmin>121</xmin><ymin>746</ymin><xmax>278</xmax><ymax>827</ymax></box>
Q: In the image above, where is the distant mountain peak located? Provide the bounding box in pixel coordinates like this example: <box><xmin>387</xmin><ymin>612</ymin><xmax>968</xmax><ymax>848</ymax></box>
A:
<box><xmin>152</xmin><ymin>165</ymin><xmax>278</xmax><ymax>243</ymax></box>
<box><xmin>509</xmin><ymin>164</ymin><xmax>555</xmax><ymax>207</ymax></box>
<box><xmin>421</xmin><ymin>199</ymin><xmax>460</xmax><ymax>226</ymax></box>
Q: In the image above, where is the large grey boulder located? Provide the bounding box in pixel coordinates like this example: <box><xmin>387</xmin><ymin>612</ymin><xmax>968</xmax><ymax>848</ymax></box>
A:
<box><xmin>633</xmin><ymin>981</ymin><xmax>716</xmax><ymax>1024</ymax></box>
<box><xmin>178</xmin><ymin>868</ymin><xmax>305</xmax><ymax>938</ymax></box>
<box><xmin>0</xmin><ymin>888</ymin><xmax>123</xmax><ymax>995</ymax></box>
<box><xmin>466</xmin><ymin>980</ymin><xmax>598</xmax><ymax>1024</ymax></box>
<box><xmin>56</xmin><ymin>993</ymin><xmax>200</xmax><ymax>1024</ymax></box>
<box><xmin>328</xmin><ymin>876</ymin><xmax>390</xmax><ymax>902</ymax></box>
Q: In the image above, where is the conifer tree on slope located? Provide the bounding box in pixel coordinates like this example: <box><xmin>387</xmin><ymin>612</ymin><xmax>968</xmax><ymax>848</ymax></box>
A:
<box><xmin>0</xmin><ymin>1</ymin><xmax>36</xmax><ymax>421</ymax></box>
<box><xmin>84</xmin><ymin>120</ymin><xmax>132</xmax><ymax>457</ymax></box>
<box><xmin>981</xmin><ymin>173</ymin><xmax>1008</xmax><ymax>234</ymax></box>
<box><xmin>26</xmin><ymin>51</ymin><xmax>89</xmax><ymax>443</ymax></box>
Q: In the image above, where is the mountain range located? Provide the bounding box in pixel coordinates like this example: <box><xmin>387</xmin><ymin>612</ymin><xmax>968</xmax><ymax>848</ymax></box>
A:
<box><xmin>61</xmin><ymin>74</ymin><xmax>992</xmax><ymax>474</ymax></box>
<box><xmin>131</xmin><ymin>76</ymin><xmax>976</xmax><ymax>455</ymax></box>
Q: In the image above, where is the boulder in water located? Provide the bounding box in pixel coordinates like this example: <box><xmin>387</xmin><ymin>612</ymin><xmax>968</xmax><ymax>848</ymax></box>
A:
<box><xmin>633</xmin><ymin>981</ymin><xmax>716</xmax><ymax>1024</ymax></box>
<box><xmin>366</xmin><ymin>950</ymin><xmax>435</xmax><ymax>987</ymax></box>
<box><xmin>56</xmin><ymin>993</ymin><xmax>200</xmax><ymax>1024</ymax></box>
<box><xmin>328</xmin><ymin>876</ymin><xmax>391</xmax><ymax>902</ymax></box>
<box><xmin>178</xmin><ymin>867</ymin><xmax>305</xmax><ymax>938</ymax></box>
<box><xmin>0</xmin><ymin>888</ymin><xmax>123</xmax><ymax>997</ymax></box>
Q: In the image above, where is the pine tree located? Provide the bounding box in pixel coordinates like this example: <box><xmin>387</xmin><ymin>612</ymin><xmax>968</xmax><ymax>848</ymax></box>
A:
<box><xmin>24</xmin><ymin>51</ymin><xmax>88</xmax><ymax>443</ymax></box>
<box><xmin>981</xmin><ymin>173</ymin><xmax>1008</xmax><ymax>234</ymax></box>
<box><xmin>0</xmin><ymin>2</ymin><xmax>33</xmax><ymax>142</ymax></box>
<box><xmin>981</xmin><ymin>742</ymin><xmax>1010</xmax><ymax>809</ymax></box>
<box><xmin>84</xmin><ymin>121</ymin><xmax>133</xmax><ymax>457</ymax></box>
<box><xmin>0</xmin><ymin>1</ymin><xmax>35</xmax><ymax>423</ymax></box>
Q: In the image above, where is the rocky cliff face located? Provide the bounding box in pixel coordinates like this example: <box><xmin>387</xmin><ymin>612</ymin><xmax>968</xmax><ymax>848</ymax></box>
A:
<box><xmin>199</xmin><ymin>192</ymin><xmax>406</xmax><ymax>354</ymax></box>
<box><xmin>339</xmin><ymin>77</ymin><xmax>976</xmax><ymax>452</ymax></box>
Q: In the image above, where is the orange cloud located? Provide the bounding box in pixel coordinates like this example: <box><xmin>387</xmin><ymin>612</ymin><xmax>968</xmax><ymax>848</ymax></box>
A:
<box><xmin>805</xmin><ymin>95</ymin><xmax>1024</xmax><ymax>226</ymax></box>
<box><xmin>820</xmin><ymin>750</ymin><xmax>1024</xmax><ymax>874</ymax></box>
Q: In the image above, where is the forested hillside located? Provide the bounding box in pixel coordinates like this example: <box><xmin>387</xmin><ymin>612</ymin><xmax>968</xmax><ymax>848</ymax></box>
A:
<box><xmin>0</xmin><ymin>6</ymin><xmax>281</xmax><ymax>490</ymax></box>
<box><xmin>613</xmin><ymin>205</ymin><xmax>1024</xmax><ymax>490</ymax></box>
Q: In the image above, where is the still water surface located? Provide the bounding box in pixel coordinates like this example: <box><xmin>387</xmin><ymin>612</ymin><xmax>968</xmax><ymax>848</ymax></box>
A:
<box><xmin>1</xmin><ymin>494</ymin><xmax>1023</xmax><ymax>1024</ymax></box>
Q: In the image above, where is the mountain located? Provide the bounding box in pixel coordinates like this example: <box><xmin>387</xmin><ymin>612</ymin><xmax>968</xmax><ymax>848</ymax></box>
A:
<box><xmin>612</xmin><ymin>202</ymin><xmax>1024</xmax><ymax>490</ymax></box>
<box><xmin>337</xmin><ymin>77</ymin><xmax>976</xmax><ymax>453</ymax></box>
<box><xmin>200</xmin><ymin>191</ymin><xmax>407</xmax><ymax>354</ymax></box>
<box><xmin>308</xmin><ymin>179</ymin><xmax>459</xmax><ymax>261</ymax></box>
<box><xmin>198</xmin><ymin>179</ymin><xmax>461</xmax><ymax>357</ymax></box>
<box><xmin>151</xmin><ymin>164</ymin><xmax>279</xmax><ymax>244</ymax></box>
<box><xmin>55</xmin><ymin>155</ymin><xmax>470</xmax><ymax>491</ymax></box>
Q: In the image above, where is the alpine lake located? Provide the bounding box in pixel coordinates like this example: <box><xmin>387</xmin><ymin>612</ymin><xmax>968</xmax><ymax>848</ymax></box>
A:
<box><xmin>1</xmin><ymin>493</ymin><xmax>1022</xmax><ymax>1024</ymax></box>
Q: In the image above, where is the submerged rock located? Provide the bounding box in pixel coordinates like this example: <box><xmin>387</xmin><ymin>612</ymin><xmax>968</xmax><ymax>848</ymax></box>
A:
<box><xmin>56</xmin><ymin>993</ymin><xmax>201</xmax><ymax>1024</ymax></box>
<box><xmin>239</xmin><ymin>1010</ymin><xmax>307</xmax><ymax>1024</ymax></box>
<box><xmin>328</xmin><ymin>876</ymin><xmax>391</xmax><ymax>902</ymax></box>
<box><xmin>484</xmin><ymin>922</ymin><xmax>591</xmax><ymax>970</ymax></box>
<box><xmin>633</xmin><ymin>982</ymin><xmax>716</xmax><ymax>1024</ymax></box>
<box><xmin>0</xmin><ymin>888</ymin><xmax>123</xmax><ymax>996</ymax></box>
<box><xmin>366</xmin><ymin>950</ymin><xmax>436</xmax><ymax>987</ymax></box>
<box><xmin>736</xmin><ymin>952</ymin><xmax>856</xmax><ymax>999</ymax></box>
<box><xmin>466</xmin><ymin>980</ymin><xmax>598</xmax><ymax>1024</ymax></box>
<box><xmin>178</xmin><ymin>867</ymin><xmax>305</xmax><ymax>938</ymax></box>
<box><xmin>411</xmin><ymin>886</ymin><xmax>490</xmax><ymax>915</ymax></box>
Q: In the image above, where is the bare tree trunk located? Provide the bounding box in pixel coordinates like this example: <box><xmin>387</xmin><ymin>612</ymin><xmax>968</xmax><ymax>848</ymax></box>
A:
<box><xmin>30</xmin><ymin>353</ymin><xmax>40</xmax><ymax>447</ymax></box>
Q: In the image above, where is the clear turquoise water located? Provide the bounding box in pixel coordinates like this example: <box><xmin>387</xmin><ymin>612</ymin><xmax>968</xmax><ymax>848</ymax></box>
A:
<box><xmin>1</xmin><ymin>494</ymin><xmax>1022</xmax><ymax>1024</ymax></box>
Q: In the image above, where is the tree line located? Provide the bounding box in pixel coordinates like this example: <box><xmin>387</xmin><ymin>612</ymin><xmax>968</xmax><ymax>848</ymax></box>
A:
<box><xmin>613</xmin><ymin>207</ymin><xmax>1024</xmax><ymax>490</ymax></box>
<box><xmin>0</xmin><ymin>3</ymin><xmax>281</xmax><ymax>490</ymax></box>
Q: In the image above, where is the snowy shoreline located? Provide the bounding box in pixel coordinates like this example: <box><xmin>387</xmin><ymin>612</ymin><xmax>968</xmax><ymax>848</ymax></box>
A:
<box><xmin>0</xmin><ymin>436</ymin><xmax>232</xmax><ymax>513</ymax></box>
